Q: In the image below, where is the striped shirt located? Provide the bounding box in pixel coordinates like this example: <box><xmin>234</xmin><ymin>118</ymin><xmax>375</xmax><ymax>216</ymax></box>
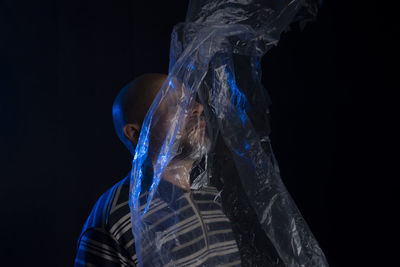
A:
<box><xmin>75</xmin><ymin>176</ymin><xmax>242</xmax><ymax>266</ymax></box>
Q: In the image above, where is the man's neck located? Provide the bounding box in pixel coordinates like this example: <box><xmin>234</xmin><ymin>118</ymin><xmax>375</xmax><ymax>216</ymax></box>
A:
<box><xmin>162</xmin><ymin>159</ymin><xmax>194</xmax><ymax>192</ymax></box>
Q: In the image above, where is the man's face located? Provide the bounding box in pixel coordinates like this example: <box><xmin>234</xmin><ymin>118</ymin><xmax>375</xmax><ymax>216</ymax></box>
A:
<box><xmin>176</xmin><ymin>100</ymin><xmax>211</xmax><ymax>161</ymax></box>
<box><xmin>150</xmin><ymin>78</ymin><xmax>211</xmax><ymax>162</ymax></box>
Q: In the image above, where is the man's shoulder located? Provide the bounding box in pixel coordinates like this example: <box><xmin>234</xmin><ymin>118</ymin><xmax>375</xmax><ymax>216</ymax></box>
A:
<box><xmin>76</xmin><ymin>176</ymin><xmax>139</xmax><ymax>264</ymax></box>
<box><xmin>81</xmin><ymin>176</ymin><xmax>130</xmax><ymax>233</ymax></box>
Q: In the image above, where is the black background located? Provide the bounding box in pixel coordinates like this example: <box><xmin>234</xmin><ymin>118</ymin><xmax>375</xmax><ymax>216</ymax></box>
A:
<box><xmin>1</xmin><ymin>0</ymin><xmax>397</xmax><ymax>266</ymax></box>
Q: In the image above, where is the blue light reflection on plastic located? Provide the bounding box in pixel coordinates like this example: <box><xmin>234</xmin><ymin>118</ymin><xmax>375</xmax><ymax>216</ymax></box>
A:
<box><xmin>245</xmin><ymin>142</ymin><xmax>249</xmax><ymax>150</ymax></box>
<box><xmin>145</xmin><ymin>142</ymin><xmax>170</xmax><ymax>214</ymax></box>
<box><xmin>168</xmin><ymin>80</ymin><xmax>176</xmax><ymax>89</ymax></box>
<box><xmin>128</xmin><ymin>95</ymin><xmax>156</xmax><ymax>266</ymax></box>
<box><xmin>130</xmin><ymin>94</ymin><xmax>154</xmax><ymax>216</ymax></box>
<box><xmin>220</xmin><ymin>62</ymin><xmax>253</xmax><ymax>159</ymax></box>
<box><xmin>225</xmin><ymin>67</ymin><xmax>248</xmax><ymax>125</ymax></box>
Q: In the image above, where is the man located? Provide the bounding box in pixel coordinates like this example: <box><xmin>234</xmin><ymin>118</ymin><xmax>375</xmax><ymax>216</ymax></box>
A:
<box><xmin>74</xmin><ymin>73</ymin><xmax>243</xmax><ymax>266</ymax></box>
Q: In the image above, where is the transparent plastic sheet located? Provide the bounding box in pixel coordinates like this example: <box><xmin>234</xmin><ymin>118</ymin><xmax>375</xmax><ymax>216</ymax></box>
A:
<box><xmin>129</xmin><ymin>0</ymin><xmax>328</xmax><ymax>266</ymax></box>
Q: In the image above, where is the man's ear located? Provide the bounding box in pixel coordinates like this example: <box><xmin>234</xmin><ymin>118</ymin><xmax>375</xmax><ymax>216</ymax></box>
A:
<box><xmin>123</xmin><ymin>123</ymin><xmax>140</xmax><ymax>146</ymax></box>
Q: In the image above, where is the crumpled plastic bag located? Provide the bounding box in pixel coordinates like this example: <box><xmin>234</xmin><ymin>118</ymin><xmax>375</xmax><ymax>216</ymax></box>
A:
<box><xmin>129</xmin><ymin>0</ymin><xmax>328</xmax><ymax>266</ymax></box>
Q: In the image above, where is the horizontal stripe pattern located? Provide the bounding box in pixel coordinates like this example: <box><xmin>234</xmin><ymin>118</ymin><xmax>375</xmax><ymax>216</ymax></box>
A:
<box><xmin>75</xmin><ymin>177</ymin><xmax>241</xmax><ymax>266</ymax></box>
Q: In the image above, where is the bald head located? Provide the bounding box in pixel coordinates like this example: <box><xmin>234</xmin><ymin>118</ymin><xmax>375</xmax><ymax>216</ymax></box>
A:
<box><xmin>112</xmin><ymin>73</ymin><xmax>168</xmax><ymax>152</ymax></box>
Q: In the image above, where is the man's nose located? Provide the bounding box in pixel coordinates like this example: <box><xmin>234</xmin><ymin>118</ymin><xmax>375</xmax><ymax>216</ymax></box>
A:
<box><xmin>190</xmin><ymin>101</ymin><xmax>204</xmax><ymax>117</ymax></box>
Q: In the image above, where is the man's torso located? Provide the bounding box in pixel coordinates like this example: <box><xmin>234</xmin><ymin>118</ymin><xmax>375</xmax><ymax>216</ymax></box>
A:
<box><xmin>75</xmin><ymin>177</ymin><xmax>241</xmax><ymax>266</ymax></box>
